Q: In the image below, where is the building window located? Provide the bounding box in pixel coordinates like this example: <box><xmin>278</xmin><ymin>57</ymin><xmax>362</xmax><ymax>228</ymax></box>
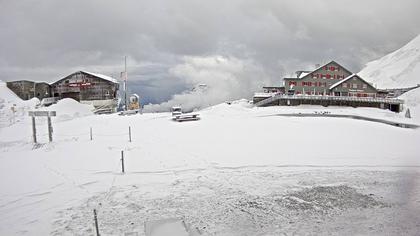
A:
<box><xmin>342</xmin><ymin>83</ymin><xmax>347</xmax><ymax>88</ymax></box>
<box><xmin>362</xmin><ymin>84</ymin><xmax>367</xmax><ymax>89</ymax></box>
<box><xmin>352</xmin><ymin>84</ymin><xmax>357</xmax><ymax>89</ymax></box>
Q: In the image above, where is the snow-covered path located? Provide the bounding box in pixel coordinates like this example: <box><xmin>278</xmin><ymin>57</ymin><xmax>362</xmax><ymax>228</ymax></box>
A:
<box><xmin>1</xmin><ymin>101</ymin><xmax>420</xmax><ymax>235</ymax></box>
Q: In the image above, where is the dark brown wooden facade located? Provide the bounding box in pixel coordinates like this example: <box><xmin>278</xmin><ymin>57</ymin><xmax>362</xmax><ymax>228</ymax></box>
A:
<box><xmin>6</xmin><ymin>81</ymin><xmax>51</xmax><ymax>100</ymax></box>
<box><xmin>51</xmin><ymin>71</ymin><xmax>119</xmax><ymax>102</ymax></box>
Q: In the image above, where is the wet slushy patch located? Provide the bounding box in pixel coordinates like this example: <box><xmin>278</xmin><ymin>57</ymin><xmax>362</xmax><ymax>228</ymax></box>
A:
<box><xmin>51</xmin><ymin>169</ymin><xmax>419</xmax><ymax>236</ymax></box>
<box><xmin>280</xmin><ymin>185</ymin><xmax>387</xmax><ymax>212</ymax></box>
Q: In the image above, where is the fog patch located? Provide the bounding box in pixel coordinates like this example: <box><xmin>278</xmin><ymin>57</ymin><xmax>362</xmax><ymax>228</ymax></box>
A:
<box><xmin>143</xmin><ymin>55</ymin><xmax>274</xmax><ymax>112</ymax></box>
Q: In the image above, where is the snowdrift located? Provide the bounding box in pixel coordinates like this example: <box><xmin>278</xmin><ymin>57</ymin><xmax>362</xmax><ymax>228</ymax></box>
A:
<box><xmin>0</xmin><ymin>80</ymin><xmax>39</xmax><ymax>127</ymax></box>
<box><xmin>40</xmin><ymin>98</ymin><xmax>94</xmax><ymax>121</ymax></box>
<box><xmin>359</xmin><ymin>34</ymin><xmax>420</xmax><ymax>89</ymax></box>
<box><xmin>400</xmin><ymin>87</ymin><xmax>420</xmax><ymax>122</ymax></box>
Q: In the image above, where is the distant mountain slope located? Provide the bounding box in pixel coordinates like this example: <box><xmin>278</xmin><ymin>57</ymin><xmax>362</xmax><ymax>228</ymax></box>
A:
<box><xmin>359</xmin><ymin>35</ymin><xmax>420</xmax><ymax>89</ymax></box>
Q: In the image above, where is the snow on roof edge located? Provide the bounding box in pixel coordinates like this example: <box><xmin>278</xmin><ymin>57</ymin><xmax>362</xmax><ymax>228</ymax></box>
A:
<box><xmin>81</xmin><ymin>71</ymin><xmax>118</xmax><ymax>84</ymax></box>
<box><xmin>329</xmin><ymin>74</ymin><xmax>377</xmax><ymax>90</ymax></box>
<box><xmin>329</xmin><ymin>74</ymin><xmax>356</xmax><ymax>90</ymax></box>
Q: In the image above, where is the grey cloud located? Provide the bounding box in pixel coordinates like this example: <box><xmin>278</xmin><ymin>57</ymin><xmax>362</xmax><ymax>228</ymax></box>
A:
<box><xmin>1</xmin><ymin>0</ymin><xmax>420</xmax><ymax>106</ymax></box>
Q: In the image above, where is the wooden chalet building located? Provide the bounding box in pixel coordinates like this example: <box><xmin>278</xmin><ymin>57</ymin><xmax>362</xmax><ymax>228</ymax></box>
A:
<box><xmin>6</xmin><ymin>80</ymin><xmax>51</xmax><ymax>100</ymax></box>
<box><xmin>7</xmin><ymin>71</ymin><xmax>119</xmax><ymax>112</ymax></box>
<box><xmin>50</xmin><ymin>71</ymin><xmax>119</xmax><ymax>111</ymax></box>
<box><xmin>51</xmin><ymin>71</ymin><xmax>118</xmax><ymax>100</ymax></box>
<box><xmin>254</xmin><ymin>61</ymin><xmax>404</xmax><ymax>112</ymax></box>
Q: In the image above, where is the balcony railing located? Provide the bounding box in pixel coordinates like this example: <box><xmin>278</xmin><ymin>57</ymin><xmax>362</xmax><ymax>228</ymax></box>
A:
<box><xmin>254</xmin><ymin>93</ymin><xmax>404</xmax><ymax>107</ymax></box>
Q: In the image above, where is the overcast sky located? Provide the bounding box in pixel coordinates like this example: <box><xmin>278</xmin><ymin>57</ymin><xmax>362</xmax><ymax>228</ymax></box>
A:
<box><xmin>1</xmin><ymin>0</ymin><xmax>420</xmax><ymax>107</ymax></box>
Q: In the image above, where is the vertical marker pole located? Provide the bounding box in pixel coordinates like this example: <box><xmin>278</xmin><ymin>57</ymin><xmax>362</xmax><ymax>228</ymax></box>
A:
<box><xmin>93</xmin><ymin>209</ymin><xmax>100</xmax><ymax>236</ymax></box>
<box><xmin>129</xmin><ymin>126</ymin><xmax>132</xmax><ymax>142</ymax></box>
<box><xmin>121</xmin><ymin>150</ymin><xmax>125</xmax><ymax>173</ymax></box>
<box><xmin>32</xmin><ymin>116</ymin><xmax>37</xmax><ymax>144</ymax></box>
<box><xmin>47</xmin><ymin>116</ymin><xmax>53</xmax><ymax>142</ymax></box>
<box><xmin>124</xmin><ymin>56</ymin><xmax>128</xmax><ymax>111</ymax></box>
<box><xmin>90</xmin><ymin>127</ymin><xmax>93</xmax><ymax>141</ymax></box>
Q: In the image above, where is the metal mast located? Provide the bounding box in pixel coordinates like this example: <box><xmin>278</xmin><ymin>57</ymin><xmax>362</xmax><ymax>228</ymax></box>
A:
<box><xmin>124</xmin><ymin>56</ymin><xmax>127</xmax><ymax>111</ymax></box>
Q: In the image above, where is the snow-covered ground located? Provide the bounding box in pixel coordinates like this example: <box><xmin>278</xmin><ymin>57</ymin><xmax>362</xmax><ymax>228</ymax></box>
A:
<box><xmin>0</xmin><ymin>81</ymin><xmax>39</xmax><ymax>128</ymax></box>
<box><xmin>400</xmin><ymin>87</ymin><xmax>420</xmax><ymax>123</ymax></box>
<box><xmin>1</xmin><ymin>94</ymin><xmax>420</xmax><ymax>235</ymax></box>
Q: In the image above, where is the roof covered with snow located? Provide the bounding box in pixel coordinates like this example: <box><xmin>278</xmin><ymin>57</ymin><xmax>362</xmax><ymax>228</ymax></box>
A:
<box><xmin>329</xmin><ymin>74</ymin><xmax>356</xmax><ymax>89</ymax></box>
<box><xmin>284</xmin><ymin>60</ymin><xmax>353</xmax><ymax>80</ymax></box>
<box><xmin>80</xmin><ymin>71</ymin><xmax>118</xmax><ymax>84</ymax></box>
<box><xmin>50</xmin><ymin>71</ymin><xmax>119</xmax><ymax>85</ymax></box>
<box><xmin>329</xmin><ymin>74</ymin><xmax>377</xmax><ymax>90</ymax></box>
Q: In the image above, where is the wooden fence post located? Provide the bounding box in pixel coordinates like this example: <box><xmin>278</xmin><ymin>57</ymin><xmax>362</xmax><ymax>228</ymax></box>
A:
<box><xmin>32</xmin><ymin>116</ymin><xmax>37</xmax><ymax>144</ymax></box>
<box><xmin>93</xmin><ymin>209</ymin><xmax>100</xmax><ymax>236</ymax></box>
<box><xmin>47</xmin><ymin>116</ymin><xmax>53</xmax><ymax>142</ymax></box>
<box><xmin>121</xmin><ymin>150</ymin><xmax>125</xmax><ymax>173</ymax></box>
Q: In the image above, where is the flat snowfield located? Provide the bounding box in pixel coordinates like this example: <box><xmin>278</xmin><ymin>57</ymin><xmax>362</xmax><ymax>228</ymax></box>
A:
<box><xmin>1</xmin><ymin>101</ymin><xmax>420</xmax><ymax>235</ymax></box>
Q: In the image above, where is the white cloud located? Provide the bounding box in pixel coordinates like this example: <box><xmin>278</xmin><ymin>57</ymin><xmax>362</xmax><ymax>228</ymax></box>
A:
<box><xmin>143</xmin><ymin>55</ymin><xmax>274</xmax><ymax>112</ymax></box>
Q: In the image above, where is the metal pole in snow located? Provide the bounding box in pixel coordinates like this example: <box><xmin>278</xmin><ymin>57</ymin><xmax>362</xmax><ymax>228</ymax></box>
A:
<box><xmin>124</xmin><ymin>56</ymin><xmax>127</xmax><ymax>111</ymax></box>
<box><xmin>121</xmin><ymin>150</ymin><xmax>125</xmax><ymax>173</ymax></box>
<box><xmin>47</xmin><ymin>116</ymin><xmax>53</xmax><ymax>142</ymax></box>
<box><xmin>128</xmin><ymin>126</ymin><xmax>131</xmax><ymax>142</ymax></box>
<box><xmin>90</xmin><ymin>127</ymin><xmax>93</xmax><ymax>141</ymax></box>
<box><xmin>32</xmin><ymin>116</ymin><xmax>37</xmax><ymax>144</ymax></box>
<box><xmin>93</xmin><ymin>209</ymin><xmax>100</xmax><ymax>236</ymax></box>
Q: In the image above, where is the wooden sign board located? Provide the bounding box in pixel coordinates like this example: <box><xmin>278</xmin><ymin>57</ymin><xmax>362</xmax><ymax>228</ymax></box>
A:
<box><xmin>28</xmin><ymin>111</ymin><xmax>56</xmax><ymax>117</ymax></box>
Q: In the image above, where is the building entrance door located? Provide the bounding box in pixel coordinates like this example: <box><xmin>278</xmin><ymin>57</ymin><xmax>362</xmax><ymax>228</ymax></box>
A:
<box><xmin>61</xmin><ymin>92</ymin><xmax>80</xmax><ymax>101</ymax></box>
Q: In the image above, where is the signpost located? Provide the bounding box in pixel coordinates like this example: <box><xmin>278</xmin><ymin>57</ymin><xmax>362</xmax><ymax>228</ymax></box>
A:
<box><xmin>28</xmin><ymin>111</ymin><xmax>56</xmax><ymax>143</ymax></box>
